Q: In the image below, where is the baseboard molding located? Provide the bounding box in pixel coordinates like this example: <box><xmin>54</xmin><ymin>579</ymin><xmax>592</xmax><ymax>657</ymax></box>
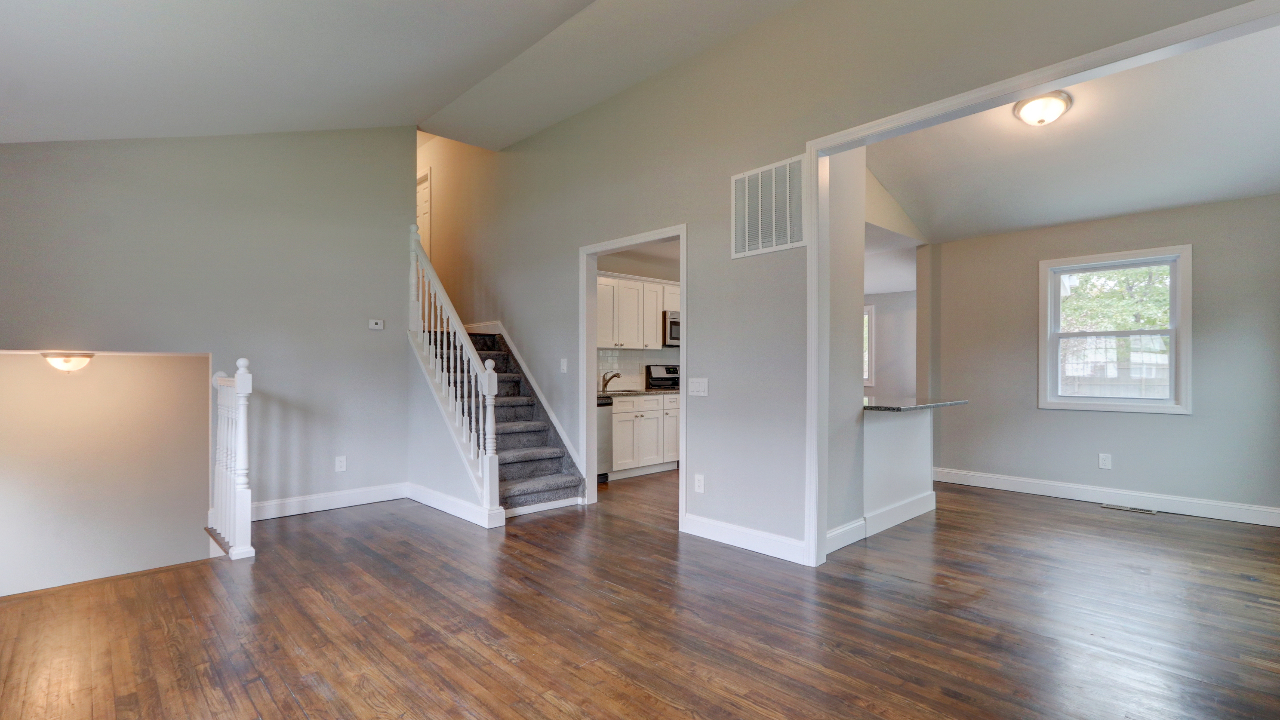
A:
<box><xmin>505</xmin><ymin>497</ymin><xmax>583</xmax><ymax>518</ymax></box>
<box><xmin>252</xmin><ymin>483</ymin><xmax>408</xmax><ymax>521</ymax></box>
<box><xmin>824</xmin><ymin>518</ymin><xmax>867</xmax><ymax>555</ymax></box>
<box><xmin>404</xmin><ymin>483</ymin><xmax>506</xmax><ymax>528</ymax></box>
<box><xmin>606</xmin><ymin>461</ymin><xmax>678</xmax><ymax>481</ymax></box>
<box><xmin>866</xmin><ymin>491</ymin><xmax>936</xmax><ymax>537</ymax></box>
<box><xmin>681</xmin><ymin>513</ymin><xmax>807</xmax><ymax>564</ymax></box>
<box><xmin>935</xmin><ymin>468</ymin><xmax>1280</xmax><ymax>527</ymax></box>
<box><xmin>464</xmin><ymin>320</ymin><xmax>583</xmax><ymax>474</ymax></box>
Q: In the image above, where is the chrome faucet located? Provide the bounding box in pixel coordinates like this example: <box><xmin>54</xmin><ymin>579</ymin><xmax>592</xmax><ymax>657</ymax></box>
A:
<box><xmin>601</xmin><ymin>371</ymin><xmax>621</xmax><ymax>392</ymax></box>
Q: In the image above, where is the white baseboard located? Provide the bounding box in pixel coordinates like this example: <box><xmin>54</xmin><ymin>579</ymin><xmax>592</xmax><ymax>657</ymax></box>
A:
<box><xmin>404</xmin><ymin>483</ymin><xmax>506</xmax><ymax>528</ymax></box>
<box><xmin>607</xmin><ymin>461</ymin><xmax>678</xmax><ymax>481</ymax></box>
<box><xmin>866</xmin><ymin>491</ymin><xmax>936</xmax><ymax>538</ymax></box>
<box><xmin>681</xmin><ymin>513</ymin><xmax>807</xmax><ymax>564</ymax></box>
<box><xmin>824</xmin><ymin>518</ymin><xmax>867</xmax><ymax>555</ymax></box>
<box><xmin>252</xmin><ymin>483</ymin><xmax>408</xmax><ymax>521</ymax></box>
<box><xmin>505</xmin><ymin>497</ymin><xmax>583</xmax><ymax>518</ymax></box>
<box><xmin>935</xmin><ymin>468</ymin><xmax>1280</xmax><ymax>527</ymax></box>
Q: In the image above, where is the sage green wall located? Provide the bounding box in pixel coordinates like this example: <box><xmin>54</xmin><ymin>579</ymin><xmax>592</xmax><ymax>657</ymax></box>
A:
<box><xmin>936</xmin><ymin>193</ymin><xmax>1280</xmax><ymax>506</ymax></box>
<box><xmin>463</xmin><ymin>0</ymin><xmax>1247</xmax><ymax>540</ymax></box>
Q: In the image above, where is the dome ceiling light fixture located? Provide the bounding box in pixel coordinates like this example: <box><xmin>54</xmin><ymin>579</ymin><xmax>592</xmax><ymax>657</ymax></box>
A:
<box><xmin>1013</xmin><ymin>90</ymin><xmax>1073</xmax><ymax>126</ymax></box>
<box><xmin>42</xmin><ymin>352</ymin><xmax>95</xmax><ymax>372</ymax></box>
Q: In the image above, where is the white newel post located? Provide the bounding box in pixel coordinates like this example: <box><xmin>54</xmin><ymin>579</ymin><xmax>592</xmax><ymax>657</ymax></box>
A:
<box><xmin>483</xmin><ymin>359</ymin><xmax>501</xmax><ymax>511</ymax></box>
<box><xmin>228</xmin><ymin>358</ymin><xmax>255</xmax><ymax>559</ymax></box>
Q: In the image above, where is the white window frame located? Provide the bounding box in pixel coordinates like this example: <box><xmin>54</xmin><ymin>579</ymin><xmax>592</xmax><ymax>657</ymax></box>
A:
<box><xmin>863</xmin><ymin>305</ymin><xmax>875</xmax><ymax>387</ymax></box>
<box><xmin>1038</xmin><ymin>245</ymin><xmax>1192</xmax><ymax>415</ymax></box>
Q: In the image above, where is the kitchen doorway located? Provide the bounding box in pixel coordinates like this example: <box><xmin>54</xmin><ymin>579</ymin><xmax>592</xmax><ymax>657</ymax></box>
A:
<box><xmin>578</xmin><ymin>226</ymin><xmax>686</xmax><ymax>520</ymax></box>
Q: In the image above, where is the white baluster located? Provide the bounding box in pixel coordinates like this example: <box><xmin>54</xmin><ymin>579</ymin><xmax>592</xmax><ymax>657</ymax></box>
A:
<box><xmin>228</xmin><ymin>359</ymin><xmax>255</xmax><ymax>559</ymax></box>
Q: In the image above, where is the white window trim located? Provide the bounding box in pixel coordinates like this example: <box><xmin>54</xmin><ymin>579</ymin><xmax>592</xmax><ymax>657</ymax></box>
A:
<box><xmin>1038</xmin><ymin>245</ymin><xmax>1192</xmax><ymax>415</ymax></box>
<box><xmin>863</xmin><ymin>304</ymin><xmax>875</xmax><ymax>387</ymax></box>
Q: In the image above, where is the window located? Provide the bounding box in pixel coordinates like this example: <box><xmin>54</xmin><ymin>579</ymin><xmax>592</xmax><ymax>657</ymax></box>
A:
<box><xmin>1039</xmin><ymin>245</ymin><xmax>1191</xmax><ymax>414</ymax></box>
<box><xmin>863</xmin><ymin>305</ymin><xmax>875</xmax><ymax>387</ymax></box>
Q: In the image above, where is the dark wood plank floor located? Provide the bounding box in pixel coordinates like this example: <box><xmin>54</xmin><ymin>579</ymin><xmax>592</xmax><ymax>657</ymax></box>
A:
<box><xmin>3</xmin><ymin>472</ymin><xmax>1279</xmax><ymax>719</ymax></box>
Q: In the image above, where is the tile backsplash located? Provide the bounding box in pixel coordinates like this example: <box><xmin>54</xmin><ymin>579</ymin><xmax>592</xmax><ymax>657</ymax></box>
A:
<box><xmin>598</xmin><ymin>348</ymin><xmax>679</xmax><ymax>391</ymax></box>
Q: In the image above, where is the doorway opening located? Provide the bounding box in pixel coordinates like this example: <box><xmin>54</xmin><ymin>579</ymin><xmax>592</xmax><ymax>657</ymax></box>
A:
<box><xmin>578</xmin><ymin>226</ymin><xmax>686</xmax><ymax>518</ymax></box>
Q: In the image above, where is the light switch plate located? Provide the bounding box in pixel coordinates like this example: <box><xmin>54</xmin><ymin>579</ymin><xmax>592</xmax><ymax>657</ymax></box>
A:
<box><xmin>560</xmin><ymin>358</ymin><xmax>567</xmax><ymax>373</ymax></box>
<box><xmin>335</xmin><ymin>456</ymin><xmax>347</xmax><ymax>472</ymax></box>
<box><xmin>368</xmin><ymin>319</ymin><xmax>384</xmax><ymax>330</ymax></box>
<box><xmin>688</xmin><ymin>378</ymin><xmax>708</xmax><ymax>396</ymax></box>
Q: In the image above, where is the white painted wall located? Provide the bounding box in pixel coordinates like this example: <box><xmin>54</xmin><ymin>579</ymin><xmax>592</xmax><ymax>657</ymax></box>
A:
<box><xmin>457</xmin><ymin>0</ymin><xmax>1241</xmax><ymax>545</ymax></box>
<box><xmin>865</xmin><ymin>291</ymin><xmax>917</xmax><ymax>399</ymax></box>
<box><xmin>0</xmin><ymin>353</ymin><xmax>209</xmax><ymax>597</ymax></box>
<box><xmin>0</xmin><ymin>127</ymin><xmax>417</xmax><ymax>505</ymax></box>
<box><xmin>935</xmin><ymin>192</ymin><xmax>1280</xmax><ymax>507</ymax></box>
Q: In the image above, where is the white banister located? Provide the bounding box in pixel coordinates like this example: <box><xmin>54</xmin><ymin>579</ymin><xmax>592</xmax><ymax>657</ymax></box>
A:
<box><xmin>210</xmin><ymin>358</ymin><xmax>255</xmax><ymax>559</ymax></box>
<box><xmin>407</xmin><ymin>225</ymin><xmax>502</xmax><ymax>520</ymax></box>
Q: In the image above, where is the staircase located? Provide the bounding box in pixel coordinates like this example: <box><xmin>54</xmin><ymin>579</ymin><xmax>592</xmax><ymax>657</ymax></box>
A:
<box><xmin>407</xmin><ymin>225</ymin><xmax>583</xmax><ymax>523</ymax></box>
<box><xmin>472</xmin><ymin>334</ymin><xmax>584</xmax><ymax>510</ymax></box>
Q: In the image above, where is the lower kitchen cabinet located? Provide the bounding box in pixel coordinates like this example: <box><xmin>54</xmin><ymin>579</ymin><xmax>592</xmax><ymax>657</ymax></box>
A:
<box><xmin>611</xmin><ymin>396</ymin><xmax>680</xmax><ymax>472</ymax></box>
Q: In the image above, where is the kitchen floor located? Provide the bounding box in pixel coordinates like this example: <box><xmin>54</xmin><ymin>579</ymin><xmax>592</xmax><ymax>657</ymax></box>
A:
<box><xmin>4</xmin><ymin>472</ymin><xmax>1277</xmax><ymax>719</ymax></box>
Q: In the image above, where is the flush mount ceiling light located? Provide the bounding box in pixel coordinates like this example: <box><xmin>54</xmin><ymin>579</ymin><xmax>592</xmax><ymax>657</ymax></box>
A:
<box><xmin>1013</xmin><ymin>90</ymin><xmax>1073</xmax><ymax>126</ymax></box>
<box><xmin>41</xmin><ymin>352</ymin><xmax>94</xmax><ymax>372</ymax></box>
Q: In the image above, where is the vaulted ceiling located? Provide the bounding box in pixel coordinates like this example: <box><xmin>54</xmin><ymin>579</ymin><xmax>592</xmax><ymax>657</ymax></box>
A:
<box><xmin>2</xmin><ymin>0</ymin><xmax>801</xmax><ymax>147</ymax></box>
<box><xmin>867</xmin><ymin>22</ymin><xmax>1280</xmax><ymax>243</ymax></box>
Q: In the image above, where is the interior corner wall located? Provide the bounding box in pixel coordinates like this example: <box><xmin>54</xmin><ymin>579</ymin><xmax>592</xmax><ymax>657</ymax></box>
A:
<box><xmin>866</xmin><ymin>291</ymin><xmax>917</xmax><ymax>399</ymax></box>
<box><xmin>462</xmin><ymin>0</ymin><xmax>1239</xmax><ymax>545</ymax></box>
<box><xmin>0</xmin><ymin>127</ymin><xmax>417</xmax><ymax>505</ymax></box>
<box><xmin>416</xmin><ymin>133</ymin><xmax>497</xmax><ymax>325</ymax></box>
<box><xmin>936</xmin><ymin>192</ymin><xmax>1280</xmax><ymax>507</ymax></box>
<box><xmin>0</xmin><ymin>353</ymin><xmax>210</xmax><ymax>597</ymax></box>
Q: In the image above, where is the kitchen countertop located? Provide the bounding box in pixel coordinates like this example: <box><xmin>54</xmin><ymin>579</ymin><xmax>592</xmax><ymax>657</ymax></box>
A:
<box><xmin>863</xmin><ymin>397</ymin><xmax>968</xmax><ymax>412</ymax></box>
<box><xmin>598</xmin><ymin>389</ymin><xmax>679</xmax><ymax>397</ymax></box>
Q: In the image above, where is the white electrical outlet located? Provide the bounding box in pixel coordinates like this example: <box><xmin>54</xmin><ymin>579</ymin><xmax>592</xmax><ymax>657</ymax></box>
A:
<box><xmin>560</xmin><ymin>358</ymin><xmax>567</xmax><ymax>373</ymax></box>
<box><xmin>694</xmin><ymin>473</ymin><xmax>705</xmax><ymax>493</ymax></box>
<box><xmin>368</xmin><ymin>319</ymin><xmax>384</xmax><ymax>330</ymax></box>
<box><xmin>688</xmin><ymin>378</ymin><xmax>709</xmax><ymax>396</ymax></box>
<box><xmin>1099</xmin><ymin>453</ymin><xmax>1112</xmax><ymax>470</ymax></box>
<box><xmin>335</xmin><ymin>455</ymin><xmax>347</xmax><ymax>472</ymax></box>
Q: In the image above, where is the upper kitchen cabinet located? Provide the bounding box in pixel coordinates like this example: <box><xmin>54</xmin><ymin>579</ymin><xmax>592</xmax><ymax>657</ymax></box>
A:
<box><xmin>598</xmin><ymin>273</ymin><xmax>680</xmax><ymax>349</ymax></box>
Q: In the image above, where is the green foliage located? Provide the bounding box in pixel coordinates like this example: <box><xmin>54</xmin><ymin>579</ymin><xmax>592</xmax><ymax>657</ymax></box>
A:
<box><xmin>1060</xmin><ymin>264</ymin><xmax>1170</xmax><ymax>332</ymax></box>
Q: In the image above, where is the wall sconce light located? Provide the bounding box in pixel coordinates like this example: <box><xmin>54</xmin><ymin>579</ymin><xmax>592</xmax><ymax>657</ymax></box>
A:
<box><xmin>1013</xmin><ymin>90</ymin><xmax>1073</xmax><ymax>126</ymax></box>
<box><xmin>42</xmin><ymin>352</ymin><xmax>95</xmax><ymax>372</ymax></box>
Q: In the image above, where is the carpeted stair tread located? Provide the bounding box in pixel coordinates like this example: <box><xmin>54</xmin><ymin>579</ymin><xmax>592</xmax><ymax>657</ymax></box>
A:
<box><xmin>494</xmin><ymin>396</ymin><xmax>535</xmax><ymax>406</ymax></box>
<box><xmin>497</xmin><ymin>446</ymin><xmax>565</xmax><ymax>464</ymax></box>
<box><xmin>500</xmin><ymin>474</ymin><xmax>581</xmax><ymax>500</ymax></box>
<box><xmin>496</xmin><ymin>421</ymin><xmax>547</xmax><ymax>435</ymax></box>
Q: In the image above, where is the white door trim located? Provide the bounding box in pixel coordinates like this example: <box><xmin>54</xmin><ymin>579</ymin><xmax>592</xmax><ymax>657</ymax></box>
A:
<box><xmin>801</xmin><ymin>0</ymin><xmax>1280</xmax><ymax>567</ymax></box>
<box><xmin>579</xmin><ymin>225</ymin><xmax>687</xmax><ymax>519</ymax></box>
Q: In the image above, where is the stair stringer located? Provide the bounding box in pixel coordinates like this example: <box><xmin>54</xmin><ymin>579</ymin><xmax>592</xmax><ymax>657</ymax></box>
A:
<box><xmin>408</xmin><ymin>331</ymin><xmax>506</xmax><ymax>528</ymax></box>
<box><xmin>465</xmin><ymin>320</ymin><xmax>583</xmax><ymax>475</ymax></box>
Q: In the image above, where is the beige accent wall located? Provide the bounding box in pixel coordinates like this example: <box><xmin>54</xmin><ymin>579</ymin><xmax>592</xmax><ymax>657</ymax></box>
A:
<box><xmin>0</xmin><ymin>353</ymin><xmax>210</xmax><ymax>597</ymax></box>
<box><xmin>934</xmin><ymin>193</ymin><xmax>1280</xmax><ymax>506</ymax></box>
<box><xmin>0</xmin><ymin>127</ymin><xmax>417</xmax><ymax>504</ymax></box>
<box><xmin>459</xmin><ymin>0</ymin><xmax>1244</xmax><ymax>540</ymax></box>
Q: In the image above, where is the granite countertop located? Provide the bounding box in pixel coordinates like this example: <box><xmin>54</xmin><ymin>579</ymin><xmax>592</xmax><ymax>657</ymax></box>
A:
<box><xmin>598</xmin><ymin>389</ymin><xmax>679</xmax><ymax>397</ymax></box>
<box><xmin>863</xmin><ymin>397</ymin><xmax>968</xmax><ymax>412</ymax></box>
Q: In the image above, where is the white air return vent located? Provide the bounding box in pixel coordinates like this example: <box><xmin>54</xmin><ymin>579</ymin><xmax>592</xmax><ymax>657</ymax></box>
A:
<box><xmin>732</xmin><ymin>155</ymin><xmax>804</xmax><ymax>259</ymax></box>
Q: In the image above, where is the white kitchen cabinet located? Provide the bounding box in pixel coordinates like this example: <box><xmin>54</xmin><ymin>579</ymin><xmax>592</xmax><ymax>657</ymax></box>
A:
<box><xmin>597</xmin><ymin>277</ymin><xmax>617</xmax><ymax>348</ymax></box>
<box><xmin>663</xmin><ymin>285</ymin><xmax>680</xmax><ymax>313</ymax></box>
<box><xmin>641</xmin><ymin>282</ymin><xmax>663</xmax><ymax>349</ymax></box>
<box><xmin>612</xmin><ymin>409</ymin><xmax>663</xmax><ymax>470</ymax></box>
<box><xmin>597</xmin><ymin>274</ymin><xmax>679</xmax><ymax>349</ymax></box>
<box><xmin>612</xmin><ymin>411</ymin><xmax>639</xmax><ymax>470</ymax></box>
<box><xmin>662</xmin><ymin>408</ymin><xmax>679</xmax><ymax>462</ymax></box>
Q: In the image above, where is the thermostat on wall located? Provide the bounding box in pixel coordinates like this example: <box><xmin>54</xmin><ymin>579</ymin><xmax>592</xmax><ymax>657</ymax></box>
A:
<box><xmin>369</xmin><ymin>319</ymin><xmax>384</xmax><ymax>330</ymax></box>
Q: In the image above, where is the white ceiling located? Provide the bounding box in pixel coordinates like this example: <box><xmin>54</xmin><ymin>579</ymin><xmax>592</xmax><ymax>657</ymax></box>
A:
<box><xmin>867</xmin><ymin>23</ymin><xmax>1280</xmax><ymax>243</ymax></box>
<box><xmin>1</xmin><ymin>0</ymin><xmax>800</xmax><ymax>146</ymax></box>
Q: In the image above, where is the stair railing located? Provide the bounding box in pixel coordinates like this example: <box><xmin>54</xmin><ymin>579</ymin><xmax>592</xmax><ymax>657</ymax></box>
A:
<box><xmin>211</xmin><ymin>358</ymin><xmax>255</xmax><ymax>559</ymax></box>
<box><xmin>409</xmin><ymin>226</ymin><xmax>500</xmax><ymax>510</ymax></box>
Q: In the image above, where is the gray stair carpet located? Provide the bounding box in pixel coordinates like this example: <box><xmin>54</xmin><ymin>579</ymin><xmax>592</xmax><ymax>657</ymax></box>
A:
<box><xmin>470</xmin><ymin>333</ymin><xmax>585</xmax><ymax>510</ymax></box>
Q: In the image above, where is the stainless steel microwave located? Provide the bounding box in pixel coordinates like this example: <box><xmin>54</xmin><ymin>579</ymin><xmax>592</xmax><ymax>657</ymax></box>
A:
<box><xmin>663</xmin><ymin>311</ymin><xmax>680</xmax><ymax>347</ymax></box>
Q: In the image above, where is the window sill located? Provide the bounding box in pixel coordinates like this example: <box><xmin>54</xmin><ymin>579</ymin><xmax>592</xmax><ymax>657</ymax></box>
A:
<box><xmin>1038</xmin><ymin>398</ymin><xmax>1190</xmax><ymax>415</ymax></box>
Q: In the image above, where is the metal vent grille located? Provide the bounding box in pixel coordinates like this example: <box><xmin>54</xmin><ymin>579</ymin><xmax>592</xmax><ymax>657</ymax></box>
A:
<box><xmin>732</xmin><ymin>155</ymin><xmax>804</xmax><ymax>258</ymax></box>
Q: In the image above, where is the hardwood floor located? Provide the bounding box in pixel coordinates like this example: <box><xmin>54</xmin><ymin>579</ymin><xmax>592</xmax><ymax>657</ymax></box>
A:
<box><xmin>3</xmin><ymin>472</ymin><xmax>1279</xmax><ymax>719</ymax></box>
